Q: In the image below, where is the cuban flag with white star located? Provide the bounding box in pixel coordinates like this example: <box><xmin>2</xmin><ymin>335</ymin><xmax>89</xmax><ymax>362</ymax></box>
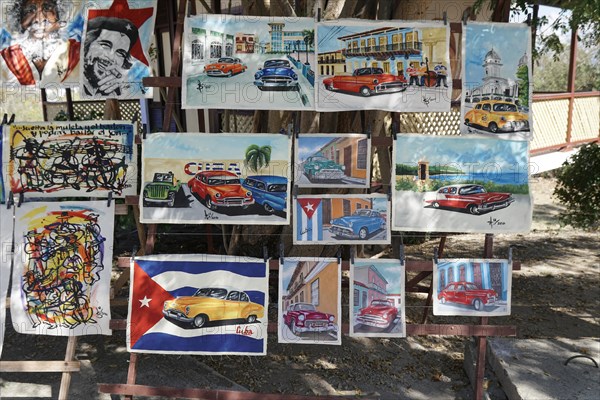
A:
<box><xmin>127</xmin><ymin>254</ymin><xmax>268</xmax><ymax>355</ymax></box>
<box><xmin>295</xmin><ymin>197</ymin><xmax>323</xmax><ymax>242</ymax></box>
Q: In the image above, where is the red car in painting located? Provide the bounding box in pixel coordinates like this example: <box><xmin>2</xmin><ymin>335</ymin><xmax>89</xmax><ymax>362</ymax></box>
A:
<box><xmin>438</xmin><ymin>281</ymin><xmax>498</xmax><ymax>311</ymax></box>
<box><xmin>204</xmin><ymin>57</ymin><xmax>247</xmax><ymax>77</ymax></box>
<box><xmin>188</xmin><ymin>170</ymin><xmax>254</xmax><ymax>210</ymax></box>
<box><xmin>356</xmin><ymin>299</ymin><xmax>398</xmax><ymax>329</ymax></box>
<box><xmin>283</xmin><ymin>303</ymin><xmax>336</xmax><ymax>335</ymax></box>
<box><xmin>424</xmin><ymin>184</ymin><xmax>514</xmax><ymax>215</ymax></box>
<box><xmin>323</xmin><ymin>67</ymin><xmax>407</xmax><ymax>97</ymax></box>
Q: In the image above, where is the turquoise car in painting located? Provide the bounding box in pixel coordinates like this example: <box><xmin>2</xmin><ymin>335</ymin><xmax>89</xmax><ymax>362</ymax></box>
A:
<box><xmin>330</xmin><ymin>209</ymin><xmax>386</xmax><ymax>240</ymax></box>
<box><xmin>242</xmin><ymin>175</ymin><xmax>288</xmax><ymax>214</ymax></box>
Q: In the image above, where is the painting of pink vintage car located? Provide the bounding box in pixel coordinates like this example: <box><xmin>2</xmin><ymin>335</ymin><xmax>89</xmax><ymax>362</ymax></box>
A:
<box><xmin>424</xmin><ymin>184</ymin><xmax>514</xmax><ymax>215</ymax></box>
<box><xmin>356</xmin><ymin>299</ymin><xmax>398</xmax><ymax>329</ymax></box>
<box><xmin>283</xmin><ymin>303</ymin><xmax>336</xmax><ymax>335</ymax></box>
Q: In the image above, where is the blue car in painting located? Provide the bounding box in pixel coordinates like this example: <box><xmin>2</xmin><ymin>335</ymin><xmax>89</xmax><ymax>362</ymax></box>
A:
<box><xmin>242</xmin><ymin>175</ymin><xmax>288</xmax><ymax>214</ymax></box>
<box><xmin>330</xmin><ymin>209</ymin><xmax>386</xmax><ymax>240</ymax></box>
<box><xmin>254</xmin><ymin>59</ymin><xmax>299</xmax><ymax>91</ymax></box>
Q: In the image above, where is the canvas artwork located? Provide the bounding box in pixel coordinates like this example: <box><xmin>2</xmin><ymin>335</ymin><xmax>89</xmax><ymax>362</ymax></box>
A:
<box><xmin>0</xmin><ymin>0</ymin><xmax>84</xmax><ymax>88</ymax></box>
<box><xmin>4</xmin><ymin>121</ymin><xmax>137</xmax><ymax>197</ymax></box>
<box><xmin>0</xmin><ymin>206</ymin><xmax>14</xmax><ymax>358</ymax></box>
<box><xmin>10</xmin><ymin>201</ymin><xmax>114</xmax><ymax>336</ymax></box>
<box><xmin>316</xmin><ymin>19</ymin><xmax>451</xmax><ymax>112</ymax></box>
<box><xmin>141</xmin><ymin>132</ymin><xmax>292</xmax><ymax>225</ymax></box>
<box><xmin>182</xmin><ymin>15</ymin><xmax>315</xmax><ymax>110</ymax></box>
<box><xmin>294</xmin><ymin>194</ymin><xmax>390</xmax><ymax>245</ymax></box>
<box><xmin>392</xmin><ymin>134</ymin><xmax>532</xmax><ymax>233</ymax></box>
<box><xmin>461</xmin><ymin>22</ymin><xmax>532</xmax><ymax>140</ymax></box>
<box><xmin>433</xmin><ymin>258</ymin><xmax>512</xmax><ymax>316</ymax></box>
<box><xmin>278</xmin><ymin>258</ymin><xmax>341</xmax><ymax>345</ymax></box>
<box><xmin>295</xmin><ymin>134</ymin><xmax>370</xmax><ymax>188</ymax></box>
<box><xmin>350</xmin><ymin>259</ymin><xmax>405</xmax><ymax>337</ymax></box>
<box><xmin>128</xmin><ymin>254</ymin><xmax>268</xmax><ymax>355</ymax></box>
<box><xmin>80</xmin><ymin>0</ymin><xmax>157</xmax><ymax>100</ymax></box>
<box><xmin>1</xmin><ymin>126</ymin><xmax>5</xmax><ymax>203</ymax></box>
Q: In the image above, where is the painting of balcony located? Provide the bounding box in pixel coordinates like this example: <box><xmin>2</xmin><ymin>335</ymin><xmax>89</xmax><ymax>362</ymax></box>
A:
<box><xmin>316</xmin><ymin>20</ymin><xmax>451</xmax><ymax>112</ymax></box>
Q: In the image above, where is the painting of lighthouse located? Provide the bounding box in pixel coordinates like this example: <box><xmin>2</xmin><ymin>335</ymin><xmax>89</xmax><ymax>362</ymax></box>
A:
<box><xmin>461</xmin><ymin>23</ymin><xmax>532</xmax><ymax>140</ymax></box>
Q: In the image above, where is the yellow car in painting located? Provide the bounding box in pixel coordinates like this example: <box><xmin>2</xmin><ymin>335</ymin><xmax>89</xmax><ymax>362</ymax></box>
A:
<box><xmin>464</xmin><ymin>100</ymin><xmax>529</xmax><ymax>133</ymax></box>
<box><xmin>163</xmin><ymin>287</ymin><xmax>264</xmax><ymax>328</ymax></box>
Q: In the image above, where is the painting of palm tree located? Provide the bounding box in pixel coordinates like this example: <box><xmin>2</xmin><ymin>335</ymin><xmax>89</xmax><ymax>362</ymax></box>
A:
<box><xmin>302</xmin><ymin>29</ymin><xmax>314</xmax><ymax>64</ymax></box>
<box><xmin>244</xmin><ymin>144</ymin><xmax>272</xmax><ymax>172</ymax></box>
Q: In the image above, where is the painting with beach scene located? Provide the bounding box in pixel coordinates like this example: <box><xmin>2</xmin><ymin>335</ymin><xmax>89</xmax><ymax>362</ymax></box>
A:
<box><xmin>392</xmin><ymin>134</ymin><xmax>532</xmax><ymax>233</ymax></box>
<box><xmin>140</xmin><ymin>133</ymin><xmax>291</xmax><ymax>225</ymax></box>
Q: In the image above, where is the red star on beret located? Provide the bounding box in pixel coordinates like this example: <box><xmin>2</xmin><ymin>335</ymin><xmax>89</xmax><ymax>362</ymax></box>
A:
<box><xmin>87</xmin><ymin>0</ymin><xmax>155</xmax><ymax>66</ymax></box>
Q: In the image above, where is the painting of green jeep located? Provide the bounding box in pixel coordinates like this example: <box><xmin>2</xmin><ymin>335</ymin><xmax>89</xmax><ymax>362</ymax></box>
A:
<box><xmin>143</xmin><ymin>172</ymin><xmax>182</xmax><ymax>207</ymax></box>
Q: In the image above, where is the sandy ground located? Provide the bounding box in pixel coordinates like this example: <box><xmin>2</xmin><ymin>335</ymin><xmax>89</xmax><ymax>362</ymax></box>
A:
<box><xmin>0</xmin><ymin>176</ymin><xmax>598</xmax><ymax>399</ymax></box>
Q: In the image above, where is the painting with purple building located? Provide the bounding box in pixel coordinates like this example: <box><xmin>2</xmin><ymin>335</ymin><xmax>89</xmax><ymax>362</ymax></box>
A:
<box><xmin>433</xmin><ymin>258</ymin><xmax>512</xmax><ymax>316</ymax></box>
<box><xmin>316</xmin><ymin>20</ymin><xmax>451</xmax><ymax>112</ymax></box>
<box><xmin>350</xmin><ymin>259</ymin><xmax>405</xmax><ymax>337</ymax></box>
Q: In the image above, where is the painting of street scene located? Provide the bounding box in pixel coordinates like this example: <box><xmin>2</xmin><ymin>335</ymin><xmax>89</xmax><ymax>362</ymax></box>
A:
<box><xmin>295</xmin><ymin>134</ymin><xmax>370</xmax><ymax>188</ymax></box>
<box><xmin>279</xmin><ymin>258</ymin><xmax>341</xmax><ymax>345</ymax></box>
<box><xmin>350</xmin><ymin>259</ymin><xmax>405</xmax><ymax>338</ymax></box>
<box><xmin>294</xmin><ymin>194</ymin><xmax>390</xmax><ymax>245</ymax></box>
<box><xmin>461</xmin><ymin>22</ymin><xmax>532</xmax><ymax>140</ymax></box>
<box><xmin>392</xmin><ymin>134</ymin><xmax>532</xmax><ymax>233</ymax></box>
<box><xmin>433</xmin><ymin>259</ymin><xmax>512</xmax><ymax>316</ymax></box>
<box><xmin>141</xmin><ymin>133</ymin><xmax>291</xmax><ymax>224</ymax></box>
<box><xmin>316</xmin><ymin>20</ymin><xmax>451</xmax><ymax>112</ymax></box>
<box><xmin>183</xmin><ymin>15</ymin><xmax>315</xmax><ymax>110</ymax></box>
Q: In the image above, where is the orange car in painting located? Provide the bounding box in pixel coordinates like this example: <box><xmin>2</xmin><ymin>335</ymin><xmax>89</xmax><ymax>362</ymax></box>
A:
<box><xmin>323</xmin><ymin>67</ymin><xmax>407</xmax><ymax>97</ymax></box>
<box><xmin>204</xmin><ymin>57</ymin><xmax>247</xmax><ymax>77</ymax></box>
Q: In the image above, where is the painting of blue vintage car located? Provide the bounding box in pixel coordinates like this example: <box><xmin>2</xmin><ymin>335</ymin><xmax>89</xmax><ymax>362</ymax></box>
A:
<box><xmin>330</xmin><ymin>209</ymin><xmax>386</xmax><ymax>240</ymax></box>
<box><xmin>254</xmin><ymin>59</ymin><xmax>299</xmax><ymax>91</ymax></box>
<box><xmin>242</xmin><ymin>175</ymin><xmax>288</xmax><ymax>214</ymax></box>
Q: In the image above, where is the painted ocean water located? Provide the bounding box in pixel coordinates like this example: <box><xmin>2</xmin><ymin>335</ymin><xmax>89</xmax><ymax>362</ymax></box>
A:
<box><xmin>430</xmin><ymin>172</ymin><xmax>529</xmax><ymax>185</ymax></box>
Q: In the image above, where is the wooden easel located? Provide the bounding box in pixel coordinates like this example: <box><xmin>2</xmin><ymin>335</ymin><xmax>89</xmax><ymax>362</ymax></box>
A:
<box><xmin>97</xmin><ymin>3</ymin><xmax>518</xmax><ymax>400</ymax></box>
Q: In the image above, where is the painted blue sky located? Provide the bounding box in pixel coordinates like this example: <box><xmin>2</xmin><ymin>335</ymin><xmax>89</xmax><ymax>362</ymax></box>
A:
<box><xmin>465</xmin><ymin>23</ymin><xmax>530</xmax><ymax>86</ymax></box>
<box><xmin>317</xmin><ymin>25</ymin><xmax>379</xmax><ymax>53</ymax></box>
<box><xmin>188</xmin><ymin>15</ymin><xmax>314</xmax><ymax>45</ymax></box>
<box><xmin>395</xmin><ymin>136</ymin><xmax>529</xmax><ymax>170</ymax></box>
<box><xmin>354</xmin><ymin>260</ymin><xmax>402</xmax><ymax>293</ymax></box>
<box><xmin>145</xmin><ymin>133</ymin><xmax>290</xmax><ymax>160</ymax></box>
<box><xmin>296</xmin><ymin>136</ymin><xmax>337</xmax><ymax>161</ymax></box>
<box><xmin>372</xmin><ymin>197</ymin><xmax>388</xmax><ymax>213</ymax></box>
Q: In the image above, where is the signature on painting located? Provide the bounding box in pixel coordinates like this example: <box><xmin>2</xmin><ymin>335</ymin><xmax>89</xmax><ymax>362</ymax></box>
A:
<box><xmin>422</xmin><ymin>96</ymin><xmax>434</xmax><ymax>107</ymax></box>
<box><xmin>301</xmin><ymin>227</ymin><xmax>311</xmax><ymax>235</ymax></box>
<box><xmin>487</xmin><ymin>217</ymin><xmax>506</xmax><ymax>228</ymax></box>
<box><xmin>204</xmin><ymin>210</ymin><xmax>219</xmax><ymax>220</ymax></box>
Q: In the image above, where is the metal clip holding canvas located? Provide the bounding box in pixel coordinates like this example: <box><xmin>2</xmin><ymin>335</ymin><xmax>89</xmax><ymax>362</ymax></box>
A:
<box><xmin>433</xmin><ymin>247</ymin><xmax>439</xmax><ymax>264</ymax></box>
<box><xmin>462</xmin><ymin>10</ymin><xmax>469</xmax><ymax>25</ymax></box>
<box><xmin>107</xmin><ymin>192</ymin><xmax>113</xmax><ymax>207</ymax></box>
<box><xmin>6</xmin><ymin>192</ymin><xmax>14</xmax><ymax>209</ymax></box>
<box><xmin>350</xmin><ymin>246</ymin><xmax>355</xmax><ymax>264</ymax></box>
<box><xmin>17</xmin><ymin>192</ymin><xmax>24</xmax><ymax>207</ymax></box>
<box><xmin>131</xmin><ymin>246</ymin><xmax>138</xmax><ymax>261</ymax></box>
<box><xmin>508</xmin><ymin>246</ymin><xmax>513</xmax><ymax>264</ymax></box>
<box><xmin>1</xmin><ymin>114</ymin><xmax>7</xmax><ymax>126</ymax></box>
<box><xmin>336</xmin><ymin>247</ymin><xmax>342</xmax><ymax>264</ymax></box>
<box><xmin>279</xmin><ymin>241</ymin><xmax>285</xmax><ymax>264</ymax></box>
<box><xmin>187</xmin><ymin>0</ymin><xmax>192</xmax><ymax>17</ymax></box>
<box><xmin>391</xmin><ymin>119</ymin><xmax>399</xmax><ymax>140</ymax></box>
<box><xmin>360</xmin><ymin>110</ymin><xmax>372</xmax><ymax>139</ymax></box>
<box><xmin>443</xmin><ymin>12</ymin><xmax>447</xmax><ymax>25</ymax></box>
<box><xmin>263</xmin><ymin>245</ymin><xmax>269</xmax><ymax>263</ymax></box>
<box><xmin>316</xmin><ymin>7</ymin><xmax>321</xmax><ymax>22</ymax></box>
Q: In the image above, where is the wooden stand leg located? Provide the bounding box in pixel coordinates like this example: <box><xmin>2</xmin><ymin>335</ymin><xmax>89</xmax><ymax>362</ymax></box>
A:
<box><xmin>421</xmin><ymin>235</ymin><xmax>447</xmax><ymax>324</ymax></box>
<box><xmin>58</xmin><ymin>336</ymin><xmax>78</xmax><ymax>400</ymax></box>
<box><xmin>124</xmin><ymin>353</ymin><xmax>139</xmax><ymax>400</ymax></box>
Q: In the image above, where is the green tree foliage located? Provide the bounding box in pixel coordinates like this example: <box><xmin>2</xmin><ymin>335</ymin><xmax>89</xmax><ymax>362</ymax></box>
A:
<box><xmin>534</xmin><ymin>44</ymin><xmax>600</xmax><ymax>91</ymax></box>
<box><xmin>554</xmin><ymin>143</ymin><xmax>600</xmax><ymax>230</ymax></box>
<box><xmin>516</xmin><ymin>64</ymin><xmax>530</xmax><ymax>107</ymax></box>
<box><xmin>244</xmin><ymin>144</ymin><xmax>272</xmax><ymax>173</ymax></box>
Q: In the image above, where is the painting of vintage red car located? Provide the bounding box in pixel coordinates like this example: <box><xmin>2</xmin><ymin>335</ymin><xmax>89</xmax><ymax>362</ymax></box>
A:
<box><xmin>323</xmin><ymin>67</ymin><xmax>407</xmax><ymax>97</ymax></box>
<box><xmin>204</xmin><ymin>57</ymin><xmax>247</xmax><ymax>77</ymax></box>
<box><xmin>437</xmin><ymin>281</ymin><xmax>498</xmax><ymax>311</ymax></box>
<box><xmin>283</xmin><ymin>303</ymin><xmax>336</xmax><ymax>335</ymax></box>
<box><xmin>188</xmin><ymin>170</ymin><xmax>254</xmax><ymax>210</ymax></box>
<box><xmin>356</xmin><ymin>299</ymin><xmax>398</xmax><ymax>329</ymax></box>
<box><xmin>424</xmin><ymin>184</ymin><xmax>514</xmax><ymax>215</ymax></box>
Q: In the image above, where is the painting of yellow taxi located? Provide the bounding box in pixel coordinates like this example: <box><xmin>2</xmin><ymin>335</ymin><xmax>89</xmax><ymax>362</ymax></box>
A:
<box><xmin>163</xmin><ymin>287</ymin><xmax>265</xmax><ymax>328</ymax></box>
<box><xmin>461</xmin><ymin>23</ymin><xmax>531</xmax><ymax>140</ymax></box>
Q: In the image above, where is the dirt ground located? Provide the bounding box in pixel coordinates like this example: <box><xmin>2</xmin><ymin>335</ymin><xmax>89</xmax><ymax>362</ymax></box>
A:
<box><xmin>0</xmin><ymin>176</ymin><xmax>598</xmax><ymax>399</ymax></box>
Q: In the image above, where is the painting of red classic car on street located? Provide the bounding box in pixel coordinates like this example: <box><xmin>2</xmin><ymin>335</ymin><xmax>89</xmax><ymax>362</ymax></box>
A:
<box><xmin>317</xmin><ymin>20</ymin><xmax>451</xmax><ymax>112</ymax></box>
<box><xmin>392</xmin><ymin>135</ymin><xmax>532</xmax><ymax>233</ymax></box>
<box><xmin>293</xmin><ymin>194</ymin><xmax>390</xmax><ymax>245</ymax></box>
<box><xmin>278</xmin><ymin>258</ymin><xmax>341</xmax><ymax>345</ymax></box>
<box><xmin>295</xmin><ymin>134</ymin><xmax>370</xmax><ymax>188</ymax></box>
<box><xmin>183</xmin><ymin>15</ymin><xmax>315</xmax><ymax>111</ymax></box>
<box><xmin>433</xmin><ymin>259</ymin><xmax>512</xmax><ymax>316</ymax></box>
<box><xmin>350</xmin><ymin>259</ymin><xmax>405</xmax><ymax>337</ymax></box>
<box><xmin>141</xmin><ymin>133</ymin><xmax>291</xmax><ymax>224</ymax></box>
